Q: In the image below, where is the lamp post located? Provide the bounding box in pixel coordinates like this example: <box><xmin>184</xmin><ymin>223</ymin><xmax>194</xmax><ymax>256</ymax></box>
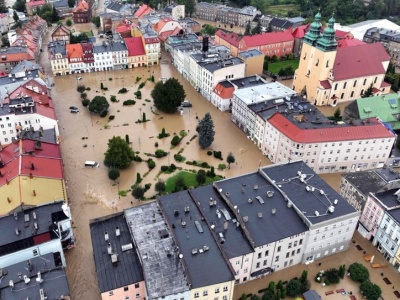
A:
<box><xmin>117</xmin><ymin>181</ymin><xmax>120</xmax><ymax>200</ymax></box>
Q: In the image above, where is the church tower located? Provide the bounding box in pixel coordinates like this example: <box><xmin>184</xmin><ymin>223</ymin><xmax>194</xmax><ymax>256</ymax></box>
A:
<box><xmin>293</xmin><ymin>13</ymin><xmax>338</xmax><ymax>106</ymax></box>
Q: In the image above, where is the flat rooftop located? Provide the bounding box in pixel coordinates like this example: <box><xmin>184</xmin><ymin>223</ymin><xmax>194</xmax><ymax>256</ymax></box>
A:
<box><xmin>374</xmin><ymin>190</ymin><xmax>400</xmax><ymax>210</ymax></box>
<box><xmin>202</xmin><ymin>57</ymin><xmax>244</xmax><ymax>73</ymax></box>
<box><xmin>189</xmin><ymin>185</ymin><xmax>253</xmax><ymax>259</ymax></box>
<box><xmin>342</xmin><ymin>168</ymin><xmax>400</xmax><ymax>195</ymax></box>
<box><xmin>158</xmin><ymin>191</ymin><xmax>235</xmax><ymax>288</ymax></box>
<box><xmin>213</xmin><ymin>172</ymin><xmax>308</xmax><ymax>247</ymax></box>
<box><xmin>0</xmin><ymin>201</ymin><xmax>68</xmax><ymax>249</ymax></box>
<box><xmin>234</xmin><ymin>81</ymin><xmax>296</xmax><ymax>106</ymax></box>
<box><xmin>388</xmin><ymin>207</ymin><xmax>400</xmax><ymax>223</ymax></box>
<box><xmin>124</xmin><ymin>203</ymin><xmax>189</xmax><ymax>299</ymax></box>
<box><xmin>260</xmin><ymin>161</ymin><xmax>358</xmax><ymax>225</ymax></box>
<box><xmin>90</xmin><ymin>212</ymin><xmax>144</xmax><ymax>294</ymax></box>
<box><xmin>0</xmin><ymin>252</ymin><xmax>70</xmax><ymax>299</ymax></box>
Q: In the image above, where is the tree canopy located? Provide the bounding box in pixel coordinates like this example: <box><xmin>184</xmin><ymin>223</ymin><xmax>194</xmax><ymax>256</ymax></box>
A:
<box><xmin>196</xmin><ymin>113</ymin><xmax>215</xmax><ymax>149</ymax></box>
<box><xmin>68</xmin><ymin>0</ymin><xmax>75</xmax><ymax>8</ymax></box>
<box><xmin>360</xmin><ymin>280</ymin><xmax>382</xmax><ymax>300</ymax></box>
<box><xmin>89</xmin><ymin>96</ymin><xmax>109</xmax><ymax>114</ymax></box>
<box><xmin>286</xmin><ymin>278</ymin><xmax>301</xmax><ymax>297</ymax></box>
<box><xmin>92</xmin><ymin>16</ymin><xmax>100</xmax><ymax>28</ymax></box>
<box><xmin>151</xmin><ymin>78</ymin><xmax>186</xmax><ymax>113</ymax></box>
<box><xmin>104</xmin><ymin>136</ymin><xmax>135</xmax><ymax>169</ymax></box>
<box><xmin>348</xmin><ymin>263</ymin><xmax>369</xmax><ymax>283</ymax></box>
<box><xmin>201</xmin><ymin>24</ymin><xmax>218</xmax><ymax>36</ymax></box>
<box><xmin>12</xmin><ymin>0</ymin><xmax>25</xmax><ymax>12</ymax></box>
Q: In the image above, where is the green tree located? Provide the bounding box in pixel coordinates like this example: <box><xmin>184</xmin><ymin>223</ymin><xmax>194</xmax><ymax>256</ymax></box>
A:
<box><xmin>92</xmin><ymin>16</ymin><xmax>100</xmax><ymax>27</ymax></box>
<box><xmin>175</xmin><ymin>176</ymin><xmax>186</xmax><ymax>191</ymax></box>
<box><xmin>13</xmin><ymin>10</ymin><xmax>19</xmax><ymax>23</ymax></box>
<box><xmin>338</xmin><ymin>264</ymin><xmax>346</xmax><ymax>279</ymax></box>
<box><xmin>226</xmin><ymin>152</ymin><xmax>235</xmax><ymax>168</ymax></box>
<box><xmin>185</xmin><ymin>0</ymin><xmax>196</xmax><ymax>16</ymax></box>
<box><xmin>244</xmin><ymin>20</ymin><xmax>251</xmax><ymax>35</ymax></box>
<box><xmin>52</xmin><ymin>6</ymin><xmax>59</xmax><ymax>23</ymax></box>
<box><xmin>155</xmin><ymin>180</ymin><xmax>166</xmax><ymax>195</ymax></box>
<box><xmin>89</xmin><ymin>96</ymin><xmax>109</xmax><ymax>114</ymax></box>
<box><xmin>132</xmin><ymin>185</ymin><xmax>145</xmax><ymax>200</ymax></box>
<box><xmin>196</xmin><ymin>113</ymin><xmax>215</xmax><ymax>149</ymax></box>
<box><xmin>68</xmin><ymin>0</ymin><xmax>75</xmax><ymax>7</ymax></box>
<box><xmin>362</xmin><ymin>83</ymin><xmax>374</xmax><ymax>98</ymax></box>
<box><xmin>12</xmin><ymin>0</ymin><xmax>25</xmax><ymax>12</ymax></box>
<box><xmin>151</xmin><ymin>78</ymin><xmax>186</xmax><ymax>113</ymax></box>
<box><xmin>201</xmin><ymin>24</ymin><xmax>218</xmax><ymax>36</ymax></box>
<box><xmin>251</xmin><ymin>0</ymin><xmax>267</xmax><ymax>13</ymax></box>
<box><xmin>286</xmin><ymin>278</ymin><xmax>301</xmax><ymax>297</ymax></box>
<box><xmin>66</xmin><ymin>19</ymin><xmax>72</xmax><ymax>26</ymax></box>
<box><xmin>360</xmin><ymin>280</ymin><xmax>382</xmax><ymax>300</ymax></box>
<box><xmin>300</xmin><ymin>270</ymin><xmax>311</xmax><ymax>293</ymax></box>
<box><xmin>104</xmin><ymin>136</ymin><xmax>135</xmax><ymax>169</ymax></box>
<box><xmin>1</xmin><ymin>35</ymin><xmax>10</xmax><ymax>47</ymax></box>
<box><xmin>108</xmin><ymin>168</ymin><xmax>120</xmax><ymax>181</ymax></box>
<box><xmin>251</xmin><ymin>19</ymin><xmax>262</xmax><ymax>34</ymax></box>
<box><xmin>334</xmin><ymin>108</ymin><xmax>341</xmax><ymax>119</ymax></box>
<box><xmin>196</xmin><ymin>169</ymin><xmax>207</xmax><ymax>185</ymax></box>
<box><xmin>348</xmin><ymin>263</ymin><xmax>369</xmax><ymax>283</ymax></box>
<box><xmin>325</xmin><ymin>268</ymin><xmax>340</xmax><ymax>284</ymax></box>
<box><xmin>77</xmin><ymin>84</ymin><xmax>86</xmax><ymax>93</ymax></box>
<box><xmin>238</xmin><ymin>294</ymin><xmax>247</xmax><ymax>300</ymax></box>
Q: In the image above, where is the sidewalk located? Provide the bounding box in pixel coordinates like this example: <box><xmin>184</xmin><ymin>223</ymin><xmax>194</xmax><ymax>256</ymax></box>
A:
<box><xmin>233</xmin><ymin>231</ymin><xmax>400</xmax><ymax>300</ymax></box>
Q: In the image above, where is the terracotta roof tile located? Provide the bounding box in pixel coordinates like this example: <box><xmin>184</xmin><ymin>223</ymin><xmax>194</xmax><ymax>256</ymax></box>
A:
<box><xmin>124</xmin><ymin>37</ymin><xmax>146</xmax><ymax>56</ymax></box>
<box><xmin>213</xmin><ymin>82</ymin><xmax>234</xmax><ymax>99</ymax></box>
<box><xmin>242</xmin><ymin>30</ymin><xmax>294</xmax><ymax>47</ymax></box>
<box><xmin>216</xmin><ymin>29</ymin><xmax>241</xmax><ymax>47</ymax></box>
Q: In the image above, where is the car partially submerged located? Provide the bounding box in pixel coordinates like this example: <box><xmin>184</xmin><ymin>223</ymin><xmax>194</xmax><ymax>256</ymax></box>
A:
<box><xmin>181</xmin><ymin>100</ymin><xmax>192</xmax><ymax>107</ymax></box>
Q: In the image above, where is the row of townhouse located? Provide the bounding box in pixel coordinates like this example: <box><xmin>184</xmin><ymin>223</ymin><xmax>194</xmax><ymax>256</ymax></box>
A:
<box><xmin>90</xmin><ymin>161</ymin><xmax>359</xmax><ymax>300</ymax></box>
<box><xmin>0</xmin><ymin>62</ymin><xmax>75</xmax><ymax>299</ymax></box>
<box><xmin>195</xmin><ymin>2</ymin><xmax>260</xmax><ymax>27</ymax></box>
<box><xmin>227</xmin><ymin>79</ymin><xmax>396</xmax><ymax>174</ymax></box>
<box><xmin>49</xmin><ymin>27</ymin><xmax>161</xmax><ymax>75</ymax></box>
<box><xmin>339</xmin><ymin>168</ymin><xmax>400</xmax><ymax>272</ymax></box>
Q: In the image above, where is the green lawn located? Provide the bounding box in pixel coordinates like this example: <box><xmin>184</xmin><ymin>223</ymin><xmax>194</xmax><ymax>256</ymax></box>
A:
<box><xmin>266</xmin><ymin>4</ymin><xmax>300</xmax><ymax>17</ymax></box>
<box><xmin>165</xmin><ymin>171</ymin><xmax>223</xmax><ymax>193</ymax></box>
<box><xmin>268</xmin><ymin>59</ymin><xmax>299</xmax><ymax>74</ymax></box>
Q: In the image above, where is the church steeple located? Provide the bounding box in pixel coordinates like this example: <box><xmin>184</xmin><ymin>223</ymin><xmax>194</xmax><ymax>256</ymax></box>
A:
<box><xmin>303</xmin><ymin>11</ymin><xmax>322</xmax><ymax>45</ymax></box>
<box><xmin>316</xmin><ymin>14</ymin><xmax>337</xmax><ymax>51</ymax></box>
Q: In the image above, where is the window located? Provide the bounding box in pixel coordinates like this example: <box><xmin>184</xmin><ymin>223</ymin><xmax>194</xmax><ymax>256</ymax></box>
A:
<box><xmin>194</xmin><ymin>293</ymin><xmax>199</xmax><ymax>298</ymax></box>
<box><xmin>109</xmin><ymin>291</ymin><xmax>114</xmax><ymax>296</ymax></box>
<box><xmin>344</xmin><ymin>82</ymin><xmax>347</xmax><ymax>89</ymax></box>
<box><xmin>203</xmin><ymin>291</ymin><xmax>208</xmax><ymax>296</ymax></box>
<box><xmin>277</xmin><ymin>246</ymin><xmax>281</xmax><ymax>252</ymax></box>
<box><xmin>215</xmin><ymin>288</ymin><xmax>220</xmax><ymax>293</ymax></box>
<box><xmin>235</xmin><ymin>261</ymin><xmax>240</xmax><ymax>265</ymax></box>
<box><xmin>33</xmin><ymin>249</ymin><xmax>38</xmax><ymax>256</ymax></box>
<box><xmin>256</xmin><ymin>262</ymin><xmax>260</xmax><ymax>268</ymax></box>
<box><xmin>223</xmin><ymin>296</ymin><xmax>227</xmax><ymax>300</ymax></box>
<box><xmin>353</xmin><ymin>80</ymin><xmax>357</xmax><ymax>87</ymax></box>
<box><xmin>275</xmin><ymin>256</ymin><xmax>279</xmax><ymax>262</ymax></box>
<box><xmin>258</xmin><ymin>253</ymin><xmax>261</xmax><ymax>259</ymax></box>
<box><xmin>124</xmin><ymin>286</ymin><xmax>129</xmax><ymax>291</ymax></box>
<box><xmin>223</xmin><ymin>286</ymin><xmax>228</xmax><ymax>292</ymax></box>
<box><xmin>136</xmin><ymin>293</ymin><xmax>140</xmax><ymax>299</ymax></box>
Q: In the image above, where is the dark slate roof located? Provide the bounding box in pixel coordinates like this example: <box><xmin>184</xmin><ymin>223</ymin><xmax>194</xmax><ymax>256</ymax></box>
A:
<box><xmin>11</xmin><ymin>60</ymin><xmax>42</xmax><ymax>74</ymax></box>
<box><xmin>373</xmin><ymin>190</ymin><xmax>400</xmax><ymax>210</ymax></box>
<box><xmin>90</xmin><ymin>212</ymin><xmax>144</xmax><ymax>293</ymax></box>
<box><xmin>106</xmin><ymin>2</ymin><xmax>124</xmax><ymax>12</ymax></box>
<box><xmin>218</xmin><ymin>80</ymin><xmax>234</xmax><ymax>89</ymax></box>
<box><xmin>53</xmin><ymin>0</ymin><xmax>69</xmax><ymax>8</ymax></box>
<box><xmin>0</xmin><ymin>253</ymin><xmax>70</xmax><ymax>300</ymax></box>
<box><xmin>213</xmin><ymin>172</ymin><xmax>308</xmax><ymax>247</ymax></box>
<box><xmin>189</xmin><ymin>185</ymin><xmax>254</xmax><ymax>258</ymax></box>
<box><xmin>344</xmin><ymin>100</ymin><xmax>360</xmax><ymax>119</ymax></box>
<box><xmin>260</xmin><ymin>161</ymin><xmax>358</xmax><ymax>225</ymax></box>
<box><xmin>270</xmin><ymin>17</ymin><xmax>293</xmax><ymax>29</ymax></box>
<box><xmin>230</xmin><ymin>75</ymin><xmax>266</xmax><ymax>89</ymax></box>
<box><xmin>0</xmin><ymin>69</ymin><xmax>41</xmax><ymax>86</ymax></box>
<box><xmin>0</xmin><ymin>201</ymin><xmax>68</xmax><ymax>248</ymax></box>
<box><xmin>342</xmin><ymin>168</ymin><xmax>400</xmax><ymax>196</ymax></box>
<box><xmin>202</xmin><ymin>57</ymin><xmax>244</xmax><ymax>73</ymax></box>
<box><xmin>388</xmin><ymin>207</ymin><xmax>400</xmax><ymax>223</ymax></box>
<box><xmin>158</xmin><ymin>191</ymin><xmax>235</xmax><ymax>288</ymax></box>
<box><xmin>20</xmin><ymin>128</ymin><xmax>58</xmax><ymax>144</ymax></box>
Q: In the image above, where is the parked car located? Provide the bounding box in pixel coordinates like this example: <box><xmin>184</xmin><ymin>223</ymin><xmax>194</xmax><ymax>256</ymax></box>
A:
<box><xmin>76</xmin><ymin>77</ymin><xmax>82</xmax><ymax>80</ymax></box>
<box><xmin>181</xmin><ymin>100</ymin><xmax>192</xmax><ymax>107</ymax></box>
<box><xmin>69</xmin><ymin>106</ymin><xmax>78</xmax><ymax>110</ymax></box>
<box><xmin>70</xmin><ymin>108</ymin><xmax>80</xmax><ymax>113</ymax></box>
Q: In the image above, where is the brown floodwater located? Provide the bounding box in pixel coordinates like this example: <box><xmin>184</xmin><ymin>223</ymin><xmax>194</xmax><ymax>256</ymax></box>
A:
<box><xmin>40</xmin><ymin>24</ymin><xmax>343</xmax><ymax>299</ymax></box>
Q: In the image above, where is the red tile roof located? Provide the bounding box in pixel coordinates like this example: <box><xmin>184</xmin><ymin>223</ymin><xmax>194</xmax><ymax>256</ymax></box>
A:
<box><xmin>144</xmin><ymin>36</ymin><xmax>160</xmax><ymax>44</ymax></box>
<box><xmin>73</xmin><ymin>0</ymin><xmax>89</xmax><ymax>12</ymax></box>
<box><xmin>115</xmin><ymin>24</ymin><xmax>132</xmax><ymax>33</ymax></box>
<box><xmin>35</xmin><ymin>103</ymin><xmax>57</xmax><ymax>120</ymax></box>
<box><xmin>337</xmin><ymin>37</ymin><xmax>365</xmax><ymax>48</ymax></box>
<box><xmin>124</xmin><ymin>37</ymin><xmax>146</xmax><ymax>56</ymax></box>
<box><xmin>158</xmin><ymin>27</ymin><xmax>181</xmax><ymax>42</ymax></box>
<box><xmin>242</xmin><ymin>30</ymin><xmax>294</xmax><ymax>47</ymax></box>
<box><xmin>268</xmin><ymin>113</ymin><xmax>394</xmax><ymax>143</ymax></box>
<box><xmin>20</xmin><ymin>140</ymin><xmax>61</xmax><ymax>158</ymax></box>
<box><xmin>216</xmin><ymin>29</ymin><xmax>241</xmax><ymax>47</ymax></box>
<box><xmin>134</xmin><ymin>4</ymin><xmax>153</xmax><ymax>18</ymax></box>
<box><xmin>381</xmin><ymin>81</ymin><xmax>391</xmax><ymax>88</ymax></box>
<box><xmin>66</xmin><ymin>43</ymin><xmax>83</xmax><ymax>60</ymax></box>
<box><xmin>333</xmin><ymin>43</ymin><xmax>390</xmax><ymax>81</ymax></box>
<box><xmin>335</xmin><ymin>30</ymin><xmax>350</xmax><ymax>38</ymax></box>
<box><xmin>26</xmin><ymin>0</ymin><xmax>46</xmax><ymax>7</ymax></box>
<box><xmin>213</xmin><ymin>82</ymin><xmax>234</xmax><ymax>99</ymax></box>
<box><xmin>319</xmin><ymin>80</ymin><xmax>331</xmax><ymax>89</ymax></box>
<box><xmin>292</xmin><ymin>25</ymin><xmax>308</xmax><ymax>39</ymax></box>
<box><xmin>5</xmin><ymin>79</ymin><xmax>52</xmax><ymax>107</ymax></box>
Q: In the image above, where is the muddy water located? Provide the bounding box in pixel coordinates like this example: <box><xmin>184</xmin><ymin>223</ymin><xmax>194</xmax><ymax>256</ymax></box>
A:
<box><xmin>52</xmin><ymin>59</ymin><xmax>271</xmax><ymax>298</ymax></box>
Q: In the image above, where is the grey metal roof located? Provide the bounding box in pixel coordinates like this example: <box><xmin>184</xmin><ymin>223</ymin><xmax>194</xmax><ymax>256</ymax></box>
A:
<box><xmin>48</xmin><ymin>41</ymin><xmax>67</xmax><ymax>56</ymax></box>
<box><xmin>90</xmin><ymin>212</ymin><xmax>144</xmax><ymax>293</ymax></box>
<box><xmin>106</xmin><ymin>2</ymin><xmax>124</xmax><ymax>12</ymax></box>
<box><xmin>238</xmin><ymin>49</ymin><xmax>263</xmax><ymax>58</ymax></box>
<box><xmin>342</xmin><ymin>168</ymin><xmax>400</xmax><ymax>196</ymax></box>
<box><xmin>53</xmin><ymin>0</ymin><xmax>69</xmax><ymax>8</ymax></box>
<box><xmin>213</xmin><ymin>172</ymin><xmax>308</xmax><ymax>247</ymax></box>
<box><xmin>230</xmin><ymin>74</ymin><xmax>267</xmax><ymax>89</ymax></box>
<box><xmin>124</xmin><ymin>203</ymin><xmax>189</xmax><ymax>299</ymax></box>
<box><xmin>94</xmin><ymin>44</ymin><xmax>112</xmax><ymax>53</ymax></box>
<box><xmin>158</xmin><ymin>191</ymin><xmax>235</xmax><ymax>288</ymax></box>
<box><xmin>189</xmin><ymin>186</ymin><xmax>254</xmax><ymax>258</ymax></box>
<box><xmin>0</xmin><ymin>101</ymin><xmax>37</xmax><ymax>117</ymax></box>
<box><xmin>260</xmin><ymin>161</ymin><xmax>358</xmax><ymax>225</ymax></box>
<box><xmin>0</xmin><ymin>70</ymin><xmax>42</xmax><ymax>103</ymax></box>
<box><xmin>0</xmin><ymin>252</ymin><xmax>70</xmax><ymax>299</ymax></box>
<box><xmin>0</xmin><ymin>46</ymin><xmax>29</xmax><ymax>55</ymax></box>
<box><xmin>110</xmin><ymin>41</ymin><xmax>127</xmax><ymax>52</ymax></box>
<box><xmin>10</xmin><ymin>60</ymin><xmax>42</xmax><ymax>74</ymax></box>
<box><xmin>21</xmin><ymin>127</ymin><xmax>58</xmax><ymax>144</ymax></box>
<box><xmin>202</xmin><ymin>57</ymin><xmax>244</xmax><ymax>73</ymax></box>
